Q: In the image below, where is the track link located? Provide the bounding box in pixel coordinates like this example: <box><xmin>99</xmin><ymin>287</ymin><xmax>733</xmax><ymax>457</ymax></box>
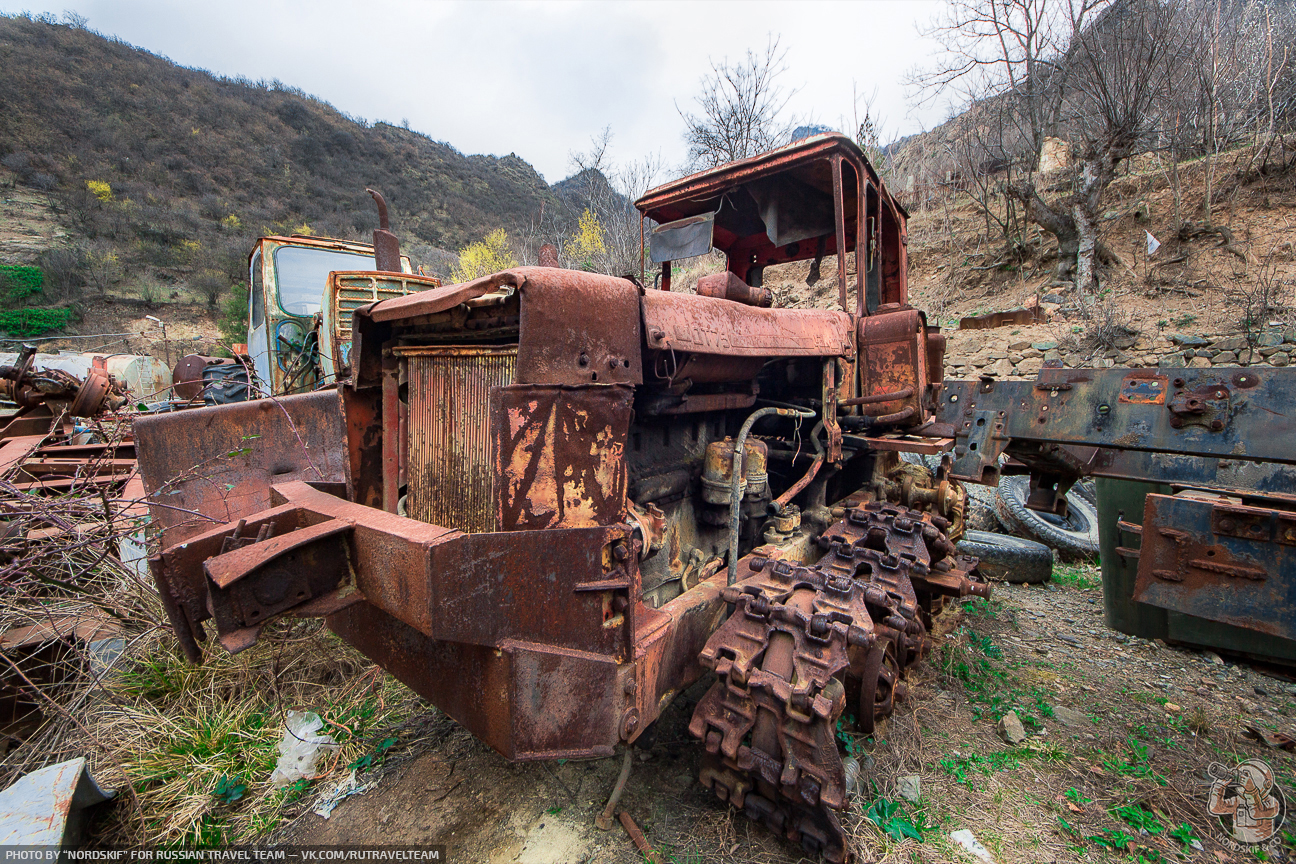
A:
<box><xmin>689</xmin><ymin>502</ymin><xmax>990</xmax><ymax>861</ymax></box>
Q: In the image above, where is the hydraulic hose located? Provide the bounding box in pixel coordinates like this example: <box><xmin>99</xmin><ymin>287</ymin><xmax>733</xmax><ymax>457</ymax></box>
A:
<box><xmin>728</xmin><ymin>406</ymin><xmax>816</xmax><ymax>586</ymax></box>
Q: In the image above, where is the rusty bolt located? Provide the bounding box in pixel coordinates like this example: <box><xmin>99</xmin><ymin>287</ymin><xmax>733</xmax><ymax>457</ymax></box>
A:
<box><xmin>649</xmin><ymin>328</ymin><xmax>665</xmax><ymax>341</ymax></box>
<box><xmin>1220</xmin><ymin>519</ymin><xmax>1235</xmax><ymax>532</ymax></box>
<box><xmin>613</xmin><ymin>542</ymin><xmax>630</xmax><ymax>561</ymax></box>
<box><xmin>578</xmin><ymin>352</ymin><xmax>590</xmax><ymax>367</ymax></box>
<box><xmin>1170</xmin><ymin>416</ymin><xmax>1183</xmax><ymax>428</ymax></box>
<box><xmin>1211</xmin><ymin>419</ymin><xmax>1225</xmax><ymax>431</ymax></box>
<box><xmin>621</xmin><ymin>709</ymin><xmax>640</xmax><ymax>738</ymax></box>
<box><xmin>612</xmin><ymin>595</ymin><xmax>629</xmax><ymax>613</ymax></box>
<box><xmin>608</xmin><ymin>357</ymin><xmax>620</xmax><ymax>369</ymax></box>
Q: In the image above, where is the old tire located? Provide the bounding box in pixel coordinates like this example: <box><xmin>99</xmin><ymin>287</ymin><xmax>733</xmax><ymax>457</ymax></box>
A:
<box><xmin>956</xmin><ymin>530</ymin><xmax>1053</xmax><ymax>584</ymax></box>
<box><xmin>994</xmin><ymin>475</ymin><xmax>1100</xmax><ymax>560</ymax></box>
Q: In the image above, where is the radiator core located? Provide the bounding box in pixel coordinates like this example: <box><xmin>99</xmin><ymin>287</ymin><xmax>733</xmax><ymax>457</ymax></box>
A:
<box><xmin>404</xmin><ymin>346</ymin><xmax>516</xmax><ymax>532</ymax></box>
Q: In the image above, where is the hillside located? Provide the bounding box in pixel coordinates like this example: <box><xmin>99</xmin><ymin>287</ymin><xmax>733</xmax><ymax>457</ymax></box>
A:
<box><xmin>0</xmin><ymin>13</ymin><xmax>562</xmax><ymax>283</ymax></box>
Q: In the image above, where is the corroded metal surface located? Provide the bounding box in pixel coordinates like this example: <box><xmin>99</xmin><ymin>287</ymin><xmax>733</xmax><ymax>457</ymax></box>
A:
<box><xmin>641</xmin><ymin>291</ymin><xmax>853</xmax><ymax>358</ymax></box>
<box><xmin>134</xmin><ymin>390</ymin><xmax>347</xmax><ymax>547</ymax></box>
<box><xmin>492</xmin><ymin>384</ymin><xmax>632</xmax><ymax>531</ymax></box>
<box><xmin>405</xmin><ymin>347</ymin><xmax>517</xmax><ymax>532</ymax></box>
<box><xmin>689</xmin><ymin>503</ymin><xmax>985</xmax><ymax>862</ymax></box>
<box><xmin>1133</xmin><ymin>492</ymin><xmax>1296</xmax><ymax>640</ymax></box>
<box><xmin>856</xmin><ymin>309</ymin><xmax>931</xmax><ymax>428</ymax></box>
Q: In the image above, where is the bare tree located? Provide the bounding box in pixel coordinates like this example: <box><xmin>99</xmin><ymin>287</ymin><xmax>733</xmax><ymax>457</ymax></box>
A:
<box><xmin>678</xmin><ymin>36</ymin><xmax>798</xmax><ymax>169</ymax></box>
<box><xmin>912</xmin><ymin>0</ymin><xmax>1108</xmax><ymax>171</ymax></box>
<box><xmin>561</xmin><ymin>128</ymin><xmax>663</xmax><ymax>276</ymax></box>
<box><xmin>1003</xmin><ymin>0</ymin><xmax>1197</xmax><ymax>291</ymax></box>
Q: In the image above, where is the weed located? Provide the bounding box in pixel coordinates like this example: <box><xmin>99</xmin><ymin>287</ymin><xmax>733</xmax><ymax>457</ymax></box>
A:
<box><xmin>1101</xmin><ymin>736</ymin><xmax>1168</xmax><ymax>785</ymax></box>
<box><xmin>212</xmin><ymin>774</ymin><xmax>247</xmax><ymax>804</ymax></box>
<box><xmin>863</xmin><ymin>797</ymin><xmax>930</xmax><ymax>841</ymax></box>
<box><xmin>1169</xmin><ymin>822</ymin><xmax>1201</xmax><ymax>850</ymax></box>
<box><xmin>1053</xmin><ymin>564</ymin><xmax>1102</xmax><ymax>591</ymax></box>
<box><xmin>346</xmin><ymin>736</ymin><xmax>397</xmax><ymax>773</ymax></box>
<box><xmin>1064</xmin><ymin>787</ymin><xmax>1092</xmax><ymax>804</ymax></box>
<box><xmin>1112</xmin><ymin>802</ymin><xmax>1164</xmax><ymax>834</ymax></box>
<box><xmin>939</xmin><ymin>743</ymin><xmax>1067</xmax><ymax>787</ymax></box>
<box><xmin>545</xmin><ymin>806</ymin><xmax>562</xmax><ymax>816</ymax></box>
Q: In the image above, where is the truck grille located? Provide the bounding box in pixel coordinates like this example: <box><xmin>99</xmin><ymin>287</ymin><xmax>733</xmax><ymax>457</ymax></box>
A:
<box><xmin>404</xmin><ymin>346</ymin><xmax>517</xmax><ymax>533</ymax></box>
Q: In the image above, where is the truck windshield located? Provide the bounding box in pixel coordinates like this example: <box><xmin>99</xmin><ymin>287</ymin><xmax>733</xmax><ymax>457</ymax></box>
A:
<box><xmin>273</xmin><ymin>246</ymin><xmax>375</xmax><ymax>316</ymax></box>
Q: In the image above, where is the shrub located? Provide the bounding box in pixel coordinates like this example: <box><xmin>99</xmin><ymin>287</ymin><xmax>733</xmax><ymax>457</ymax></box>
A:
<box><xmin>451</xmin><ymin>228</ymin><xmax>518</xmax><ymax>283</ymax></box>
<box><xmin>35</xmin><ymin>246</ymin><xmax>88</xmax><ymax>298</ymax></box>
<box><xmin>219</xmin><ymin>285</ymin><xmax>249</xmax><ymax>347</ymax></box>
<box><xmin>0</xmin><ymin>307</ymin><xmax>74</xmax><ymax>336</ymax></box>
<box><xmin>86</xmin><ymin>179</ymin><xmax>113</xmax><ymax>201</ymax></box>
<box><xmin>0</xmin><ymin>265</ymin><xmax>43</xmax><ymax>300</ymax></box>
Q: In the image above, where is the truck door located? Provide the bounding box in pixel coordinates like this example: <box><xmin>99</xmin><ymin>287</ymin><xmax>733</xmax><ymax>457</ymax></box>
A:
<box><xmin>247</xmin><ymin>250</ymin><xmax>272</xmax><ymax>394</ymax></box>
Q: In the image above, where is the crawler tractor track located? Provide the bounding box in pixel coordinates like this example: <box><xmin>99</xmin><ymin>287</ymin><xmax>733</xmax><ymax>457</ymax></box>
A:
<box><xmin>689</xmin><ymin>502</ymin><xmax>990</xmax><ymax>862</ymax></box>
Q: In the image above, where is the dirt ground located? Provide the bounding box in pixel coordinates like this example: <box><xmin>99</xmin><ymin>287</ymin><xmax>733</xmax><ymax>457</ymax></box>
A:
<box><xmin>277</xmin><ymin>570</ymin><xmax>1296</xmax><ymax>863</ymax></box>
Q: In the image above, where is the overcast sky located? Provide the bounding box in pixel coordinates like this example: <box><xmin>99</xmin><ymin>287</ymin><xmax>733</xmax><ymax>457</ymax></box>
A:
<box><xmin>7</xmin><ymin>0</ymin><xmax>952</xmax><ymax>183</ymax></box>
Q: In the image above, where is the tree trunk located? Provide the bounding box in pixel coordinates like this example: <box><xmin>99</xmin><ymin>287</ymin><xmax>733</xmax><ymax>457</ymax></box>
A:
<box><xmin>1073</xmin><ymin>200</ymin><xmax>1097</xmax><ymax>293</ymax></box>
<box><xmin>1006</xmin><ymin>180</ymin><xmax>1080</xmax><ymax>282</ymax></box>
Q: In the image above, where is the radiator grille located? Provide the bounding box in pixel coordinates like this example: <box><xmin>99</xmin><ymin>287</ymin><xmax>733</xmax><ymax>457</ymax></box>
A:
<box><xmin>405</xmin><ymin>347</ymin><xmax>516</xmax><ymax>533</ymax></box>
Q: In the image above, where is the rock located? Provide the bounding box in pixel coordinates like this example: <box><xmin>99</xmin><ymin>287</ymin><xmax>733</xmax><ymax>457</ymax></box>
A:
<box><xmin>1189</xmin><ymin>356</ymin><xmax>1212</xmax><ymax>368</ymax></box>
<box><xmin>1096</xmin><ymin>357</ymin><xmax>1116</xmax><ymax>368</ymax></box>
<box><xmin>986</xmin><ymin>351</ymin><xmax>1008</xmax><ymax>361</ymax></box>
<box><xmin>1258</xmin><ymin>332</ymin><xmax>1283</xmax><ymax>347</ymax></box>
<box><xmin>1032</xmin><ymin>341</ymin><xmax>1059</xmax><ymax>351</ymax></box>
<box><xmin>1204</xmin><ymin>650</ymin><xmax>1224</xmax><ymax>665</ymax></box>
<box><xmin>1214</xmin><ymin>351</ymin><xmax>1237</xmax><ymax>363</ymax></box>
<box><xmin>1273</xmin><ymin>353</ymin><xmax>1290</xmax><ymax>367</ymax></box>
<box><xmin>1164</xmin><ymin>702</ymin><xmax>1181</xmax><ymax>713</ymax></box>
<box><xmin>1044</xmin><ymin>350</ymin><xmax>1063</xmax><ymax>362</ymax></box>
<box><xmin>1213</xmin><ymin>336</ymin><xmax>1248</xmax><ymax>352</ymax></box>
<box><xmin>1041</xmin><ymin>294</ymin><xmax>1066</xmax><ymax>304</ymax></box>
<box><xmin>998</xmin><ymin>711</ymin><xmax>1027</xmax><ymax>744</ymax></box>
<box><xmin>1112</xmin><ymin>333</ymin><xmax>1139</xmax><ymax>350</ymax></box>
<box><xmin>1255</xmin><ymin>685</ymin><xmax>1268</xmax><ymax>696</ymax></box>
<box><xmin>1170</xmin><ymin>334</ymin><xmax>1209</xmax><ymax>346</ymax></box>
<box><xmin>1009</xmin><ymin>340</ymin><xmax>1032</xmax><ymax>351</ymax></box>
<box><xmin>1259</xmin><ymin>346</ymin><xmax>1282</xmax><ymax>357</ymax></box>
<box><xmin>1162</xmin><ymin>352</ymin><xmax>1186</xmax><ymax>366</ymax></box>
<box><xmin>986</xmin><ymin>358</ymin><xmax>1015</xmax><ymax>377</ymax></box>
<box><xmin>1052</xmin><ymin>705</ymin><xmax>1088</xmax><ymax>728</ymax></box>
<box><xmin>1009</xmin><ymin>352</ymin><xmax>1024</xmax><ymax>364</ymax></box>
<box><xmin>1057</xmin><ymin>634</ymin><xmax>1082</xmax><ymax>647</ymax></box>
<box><xmin>1022</xmin><ymin>348</ymin><xmax>1043</xmax><ymax>359</ymax></box>
<box><xmin>1238</xmin><ymin>349</ymin><xmax>1255</xmax><ymax>364</ymax></box>
<box><xmin>1240</xmin><ymin>699</ymin><xmax>1260</xmax><ymax>713</ymax></box>
<box><xmin>1017</xmin><ymin>357</ymin><xmax>1043</xmax><ymax>375</ymax></box>
<box><xmin>1285</xmin><ymin>328</ymin><xmax>1296</xmax><ymax>344</ymax></box>
<box><xmin>896</xmin><ymin>774</ymin><xmax>921</xmax><ymax>803</ymax></box>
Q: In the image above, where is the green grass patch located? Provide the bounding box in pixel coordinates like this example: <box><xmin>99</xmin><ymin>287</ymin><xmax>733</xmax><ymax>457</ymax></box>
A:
<box><xmin>939</xmin><ymin>743</ymin><xmax>1068</xmax><ymax>786</ymax></box>
<box><xmin>1054</xmin><ymin>564</ymin><xmax>1102</xmax><ymax>591</ymax></box>
<box><xmin>862</xmin><ymin>796</ymin><xmax>936</xmax><ymax>841</ymax></box>
<box><xmin>0</xmin><ymin>265</ymin><xmax>43</xmax><ymax>300</ymax></box>
<box><xmin>0</xmin><ymin>307</ymin><xmax>74</xmax><ymax>336</ymax></box>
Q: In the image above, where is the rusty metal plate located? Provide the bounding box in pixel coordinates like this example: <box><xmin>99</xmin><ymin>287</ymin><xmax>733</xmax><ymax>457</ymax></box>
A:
<box><xmin>327</xmin><ymin>601</ymin><xmax>623</xmax><ymax>760</ymax></box>
<box><xmin>1133</xmin><ymin>493</ymin><xmax>1296</xmax><ymax>640</ymax></box>
<box><xmin>1118</xmin><ymin>372</ymin><xmax>1169</xmax><ymax>405</ymax></box>
<box><xmin>492</xmin><ymin>384</ymin><xmax>633</xmax><ymax>531</ymax></box>
<box><xmin>642</xmin><ymin>291</ymin><xmax>852</xmax><ymax>357</ymax></box>
<box><xmin>857</xmin><ymin>309</ymin><xmax>929</xmax><ymax>425</ymax></box>
<box><xmin>517</xmin><ymin>269</ymin><xmax>642</xmax><ymax>386</ymax></box>
<box><xmin>135</xmin><ymin>390</ymin><xmax>348</xmax><ymax>546</ymax></box>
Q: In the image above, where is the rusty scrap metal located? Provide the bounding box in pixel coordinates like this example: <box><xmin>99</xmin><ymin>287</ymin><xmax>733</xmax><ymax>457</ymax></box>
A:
<box><xmin>957</xmin><ymin>307</ymin><xmax>1043</xmax><ymax>330</ymax></box>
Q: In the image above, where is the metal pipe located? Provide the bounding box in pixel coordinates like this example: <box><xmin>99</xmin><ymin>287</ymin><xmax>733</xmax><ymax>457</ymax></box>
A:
<box><xmin>595</xmin><ymin>748</ymin><xmax>634</xmax><ymax>830</ymax></box>
<box><xmin>728</xmin><ymin>406</ymin><xmax>815</xmax><ymax>586</ymax></box>
<box><xmin>773</xmin><ymin>420</ymin><xmax>825</xmax><ymax>509</ymax></box>
<box><xmin>838</xmin><ymin>387</ymin><xmax>913</xmax><ymax>407</ymax></box>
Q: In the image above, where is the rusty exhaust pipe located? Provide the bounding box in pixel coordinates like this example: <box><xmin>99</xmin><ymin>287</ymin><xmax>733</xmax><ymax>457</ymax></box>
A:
<box><xmin>366</xmin><ymin>188</ymin><xmax>402</xmax><ymax>273</ymax></box>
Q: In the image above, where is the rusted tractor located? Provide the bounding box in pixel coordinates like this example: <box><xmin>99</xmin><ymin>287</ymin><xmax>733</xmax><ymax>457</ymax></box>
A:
<box><xmin>137</xmin><ymin>133</ymin><xmax>988</xmax><ymax>861</ymax></box>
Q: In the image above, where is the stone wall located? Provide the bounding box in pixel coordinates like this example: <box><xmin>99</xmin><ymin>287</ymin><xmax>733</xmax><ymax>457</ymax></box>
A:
<box><xmin>943</xmin><ymin>327</ymin><xmax>1296</xmax><ymax>379</ymax></box>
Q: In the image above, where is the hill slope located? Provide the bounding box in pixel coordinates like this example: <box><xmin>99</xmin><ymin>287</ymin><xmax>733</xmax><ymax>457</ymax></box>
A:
<box><xmin>0</xmin><ymin>13</ymin><xmax>561</xmax><ymax>277</ymax></box>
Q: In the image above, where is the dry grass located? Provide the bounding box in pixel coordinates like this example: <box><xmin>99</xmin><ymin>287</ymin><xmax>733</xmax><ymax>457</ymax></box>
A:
<box><xmin>0</xmin><ymin>415</ymin><xmax>432</xmax><ymax>847</ymax></box>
